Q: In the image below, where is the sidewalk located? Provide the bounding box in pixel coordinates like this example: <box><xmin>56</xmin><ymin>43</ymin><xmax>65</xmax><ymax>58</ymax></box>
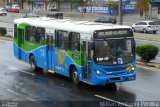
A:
<box><xmin>137</xmin><ymin>56</ymin><xmax>160</xmax><ymax>70</ymax></box>
<box><xmin>134</xmin><ymin>33</ymin><xmax>160</xmax><ymax>42</ymax></box>
<box><xmin>0</xmin><ymin>36</ymin><xmax>12</xmax><ymax>41</ymax></box>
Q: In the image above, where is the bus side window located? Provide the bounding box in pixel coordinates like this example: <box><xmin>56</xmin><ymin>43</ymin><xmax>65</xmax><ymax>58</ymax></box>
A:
<box><xmin>26</xmin><ymin>26</ymin><xmax>36</xmax><ymax>43</ymax></box>
<box><xmin>26</xmin><ymin>26</ymin><xmax>30</xmax><ymax>41</ymax></box>
<box><xmin>56</xmin><ymin>30</ymin><xmax>68</xmax><ymax>49</ymax></box>
<box><xmin>69</xmin><ymin>32</ymin><xmax>80</xmax><ymax>51</ymax></box>
<box><xmin>36</xmin><ymin>27</ymin><xmax>45</xmax><ymax>45</ymax></box>
<box><xmin>14</xmin><ymin>24</ymin><xmax>17</xmax><ymax>39</ymax></box>
<box><xmin>62</xmin><ymin>31</ymin><xmax>69</xmax><ymax>50</ymax></box>
<box><xmin>56</xmin><ymin>30</ymin><xmax>63</xmax><ymax>48</ymax></box>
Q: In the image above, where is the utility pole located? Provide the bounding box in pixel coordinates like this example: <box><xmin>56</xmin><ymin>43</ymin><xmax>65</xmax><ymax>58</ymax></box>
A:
<box><xmin>119</xmin><ymin>0</ymin><xmax>123</xmax><ymax>25</ymax></box>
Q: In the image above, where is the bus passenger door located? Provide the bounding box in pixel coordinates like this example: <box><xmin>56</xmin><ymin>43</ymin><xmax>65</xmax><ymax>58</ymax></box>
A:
<box><xmin>47</xmin><ymin>35</ymin><xmax>54</xmax><ymax>70</ymax></box>
<box><xmin>18</xmin><ymin>28</ymin><xmax>25</xmax><ymax>60</ymax></box>
<box><xmin>83</xmin><ymin>41</ymin><xmax>92</xmax><ymax>81</ymax></box>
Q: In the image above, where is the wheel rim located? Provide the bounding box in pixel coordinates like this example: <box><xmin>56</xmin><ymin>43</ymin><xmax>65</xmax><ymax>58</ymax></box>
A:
<box><xmin>31</xmin><ymin>59</ymin><xmax>35</xmax><ymax>70</ymax></box>
<box><xmin>143</xmin><ymin>29</ymin><xmax>146</xmax><ymax>33</ymax></box>
<box><xmin>73</xmin><ymin>71</ymin><xmax>78</xmax><ymax>83</ymax></box>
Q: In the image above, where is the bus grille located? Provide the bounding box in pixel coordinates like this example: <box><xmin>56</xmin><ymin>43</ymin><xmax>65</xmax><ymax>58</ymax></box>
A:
<box><xmin>105</xmin><ymin>67</ymin><xmax>126</xmax><ymax>75</ymax></box>
<box><xmin>110</xmin><ymin>77</ymin><xmax>121</xmax><ymax>81</ymax></box>
<box><xmin>105</xmin><ymin>67</ymin><xmax>125</xmax><ymax>72</ymax></box>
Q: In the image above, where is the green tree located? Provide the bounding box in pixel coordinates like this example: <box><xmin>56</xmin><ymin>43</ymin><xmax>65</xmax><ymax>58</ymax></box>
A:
<box><xmin>137</xmin><ymin>0</ymin><xmax>150</xmax><ymax>20</ymax></box>
<box><xmin>74</xmin><ymin>0</ymin><xmax>90</xmax><ymax>6</ymax></box>
<box><xmin>108</xmin><ymin>0</ymin><xmax>118</xmax><ymax>10</ymax></box>
<box><xmin>107</xmin><ymin>0</ymin><xmax>118</xmax><ymax>16</ymax></box>
<box><xmin>136</xmin><ymin>44</ymin><xmax>159</xmax><ymax>62</ymax></box>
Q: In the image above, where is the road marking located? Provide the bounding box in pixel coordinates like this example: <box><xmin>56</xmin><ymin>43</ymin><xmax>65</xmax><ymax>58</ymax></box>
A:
<box><xmin>6</xmin><ymin>89</ymin><xmax>19</xmax><ymax>96</ymax></box>
<box><xmin>8</xmin><ymin>66</ymin><xmax>35</xmax><ymax>76</ymax></box>
<box><xmin>94</xmin><ymin>95</ymin><xmax>131</xmax><ymax>107</ymax></box>
<box><xmin>26</xmin><ymin>98</ymin><xmax>40</xmax><ymax>103</ymax></box>
<box><xmin>6</xmin><ymin>89</ymin><xmax>40</xmax><ymax>103</ymax></box>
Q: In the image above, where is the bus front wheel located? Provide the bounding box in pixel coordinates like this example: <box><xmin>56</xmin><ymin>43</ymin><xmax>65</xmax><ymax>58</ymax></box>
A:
<box><xmin>30</xmin><ymin>56</ymin><xmax>37</xmax><ymax>71</ymax></box>
<box><xmin>72</xmin><ymin>67</ymin><xmax>79</xmax><ymax>85</ymax></box>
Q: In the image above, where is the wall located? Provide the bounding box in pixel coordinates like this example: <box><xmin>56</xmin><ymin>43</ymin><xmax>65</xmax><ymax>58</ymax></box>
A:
<box><xmin>59</xmin><ymin>2</ymin><xmax>71</xmax><ymax>12</ymax></box>
<box><xmin>77</xmin><ymin>0</ymin><xmax>137</xmax><ymax>15</ymax></box>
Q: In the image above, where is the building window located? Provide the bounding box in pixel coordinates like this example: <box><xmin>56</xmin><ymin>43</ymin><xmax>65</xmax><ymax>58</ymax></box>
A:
<box><xmin>69</xmin><ymin>32</ymin><xmax>80</xmax><ymax>51</ymax></box>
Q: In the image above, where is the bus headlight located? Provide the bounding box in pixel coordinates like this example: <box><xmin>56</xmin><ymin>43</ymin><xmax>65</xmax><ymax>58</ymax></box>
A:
<box><xmin>131</xmin><ymin>67</ymin><xmax>135</xmax><ymax>71</ymax></box>
<box><xmin>95</xmin><ymin>70</ymin><xmax>106</xmax><ymax>76</ymax></box>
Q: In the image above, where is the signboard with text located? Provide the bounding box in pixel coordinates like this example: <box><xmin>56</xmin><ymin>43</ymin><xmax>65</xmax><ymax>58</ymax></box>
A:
<box><xmin>33</xmin><ymin>2</ymin><xmax>45</xmax><ymax>10</ymax></box>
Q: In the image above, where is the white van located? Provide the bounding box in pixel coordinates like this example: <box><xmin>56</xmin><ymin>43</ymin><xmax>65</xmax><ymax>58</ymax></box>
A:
<box><xmin>12</xmin><ymin>5</ymin><xmax>20</xmax><ymax>9</ymax></box>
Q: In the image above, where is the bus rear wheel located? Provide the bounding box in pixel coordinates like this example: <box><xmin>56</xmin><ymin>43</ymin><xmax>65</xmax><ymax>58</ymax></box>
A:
<box><xmin>71</xmin><ymin>67</ymin><xmax>79</xmax><ymax>86</ymax></box>
<box><xmin>30</xmin><ymin>56</ymin><xmax>38</xmax><ymax>71</ymax></box>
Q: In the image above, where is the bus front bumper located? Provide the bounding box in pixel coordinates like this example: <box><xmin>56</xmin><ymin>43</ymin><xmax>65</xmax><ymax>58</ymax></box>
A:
<box><xmin>92</xmin><ymin>72</ymin><xmax>136</xmax><ymax>85</ymax></box>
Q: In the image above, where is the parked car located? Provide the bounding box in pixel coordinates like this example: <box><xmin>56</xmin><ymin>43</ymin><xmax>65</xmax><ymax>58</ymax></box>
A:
<box><xmin>132</xmin><ymin>21</ymin><xmax>158</xmax><ymax>33</ymax></box>
<box><xmin>0</xmin><ymin>8</ymin><xmax>7</xmax><ymax>16</ymax></box>
<box><xmin>8</xmin><ymin>5</ymin><xmax>20</xmax><ymax>13</ymax></box>
<box><xmin>8</xmin><ymin>8</ymin><xmax>19</xmax><ymax>13</ymax></box>
<box><xmin>46</xmin><ymin>12</ymin><xmax>63</xmax><ymax>19</ymax></box>
<box><xmin>3</xmin><ymin>5</ymin><xmax>12</xmax><ymax>11</ymax></box>
<box><xmin>23</xmin><ymin>13</ymin><xmax>39</xmax><ymax>18</ymax></box>
<box><xmin>95</xmin><ymin>15</ymin><xmax>117</xmax><ymax>24</ymax></box>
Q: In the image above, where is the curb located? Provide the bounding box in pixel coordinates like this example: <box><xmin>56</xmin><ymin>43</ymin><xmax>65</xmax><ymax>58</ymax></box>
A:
<box><xmin>137</xmin><ymin>60</ymin><xmax>160</xmax><ymax>71</ymax></box>
<box><xmin>0</xmin><ymin>36</ymin><xmax>13</xmax><ymax>41</ymax></box>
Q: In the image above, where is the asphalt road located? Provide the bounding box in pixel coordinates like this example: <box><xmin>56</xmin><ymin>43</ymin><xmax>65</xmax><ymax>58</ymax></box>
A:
<box><xmin>0</xmin><ymin>39</ymin><xmax>160</xmax><ymax>107</ymax></box>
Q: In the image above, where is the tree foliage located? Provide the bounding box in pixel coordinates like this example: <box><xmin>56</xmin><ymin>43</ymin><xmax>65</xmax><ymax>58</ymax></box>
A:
<box><xmin>137</xmin><ymin>0</ymin><xmax>149</xmax><ymax>12</ymax></box>
<box><xmin>107</xmin><ymin>0</ymin><xmax>118</xmax><ymax>9</ymax></box>
<box><xmin>0</xmin><ymin>27</ymin><xmax>7</xmax><ymax>36</ymax></box>
<box><xmin>137</xmin><ymin>0</ymin><xmax>150</xmax><ymax>19</ymax></box>
<box><xmin>136</xmin><ymin>44</ymin><xmax>159</xmax><ymax>62</ymax></box>
<box><xmin>74</xmin><ymin>0</ymin><xmax>91</xmax><ymax>6</ymax></box>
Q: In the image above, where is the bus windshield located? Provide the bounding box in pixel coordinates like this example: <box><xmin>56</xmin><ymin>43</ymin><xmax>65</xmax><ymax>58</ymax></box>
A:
<box><xmin>94</xmin><ymin>38</ymin><xmax>135</xmax><ymax>65</ymax></box>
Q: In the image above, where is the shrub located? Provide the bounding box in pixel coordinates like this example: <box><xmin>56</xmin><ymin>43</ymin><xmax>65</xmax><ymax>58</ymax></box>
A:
<box><xmin>136</xmin><ymin>44</ymin><xmax>159</xmax><ymax>62</ymax></box>
<box><xmin>0</xmin><ymin>27</ymin><xmax>7</xmax><ymax>36</ymax></box>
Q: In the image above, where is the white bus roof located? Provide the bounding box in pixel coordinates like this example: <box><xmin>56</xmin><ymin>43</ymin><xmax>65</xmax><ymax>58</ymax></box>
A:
<box><xmin>14</xmin><ymin>17</ymin><xmax>131</xmax><ymax>34</ymax></box>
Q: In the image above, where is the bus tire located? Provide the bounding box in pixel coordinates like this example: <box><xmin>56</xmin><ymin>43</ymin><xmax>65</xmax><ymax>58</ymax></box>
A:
<box><xmin>143</xmin><ymin>28</ymin><xmax>147</xmax><ymax>33</ymax></box>
<box><xmin>71</xmin><ymin>67</ymin><xmax>79</xmax><ymax>86</ymax></box>
<box><xmin>153</xmin><ymin>31</ymin><xmax>157</xmax><ymax>34</ymax></box>
<box><xmin>30</xmin><ymin>55</ymin><xmax>38</xmax><ymax>71</ymax></box>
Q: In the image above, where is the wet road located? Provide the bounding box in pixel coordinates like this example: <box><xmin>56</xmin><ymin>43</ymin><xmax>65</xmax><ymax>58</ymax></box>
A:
<box><xmin>0</xmin><ymin>39</ymin><xmax>160</xmax><ymax>107</ymax></box>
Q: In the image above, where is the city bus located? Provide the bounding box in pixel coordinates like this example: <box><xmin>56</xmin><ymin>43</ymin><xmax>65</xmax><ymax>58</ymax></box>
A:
<box><xmin>13</xmin><ymin>17</ymin><xmax>136</xmax><ymax>86</ymax></box>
